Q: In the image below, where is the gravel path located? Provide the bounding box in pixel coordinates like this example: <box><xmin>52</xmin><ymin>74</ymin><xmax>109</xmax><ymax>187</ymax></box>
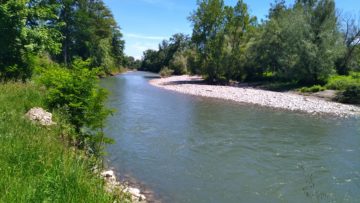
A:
<box><xmin>150</xmin><ymin>75</ymin><xmax>360</xmax><ymax>118</ymax></box>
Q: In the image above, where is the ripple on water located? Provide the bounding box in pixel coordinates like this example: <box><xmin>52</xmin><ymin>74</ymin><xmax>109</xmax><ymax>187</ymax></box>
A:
<box><xmin>101</xmin><ymin>72</ymin><xmax>360</xmax><ymax>203</ymax></box>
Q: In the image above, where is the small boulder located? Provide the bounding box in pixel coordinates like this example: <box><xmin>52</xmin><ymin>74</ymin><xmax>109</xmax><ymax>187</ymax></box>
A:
<box><xmin>101</xmin><ymin>170</ymin><xmax>116</xmax><ymax>183</ymax></box>
<box><xmin>26</xmin><ymin>107</ymin><xmax>55</xmax><ymax>126</ymax></box>
<box><xmin>126</xmin><ymin>187</ymin><xmax>146</xmax><ymax>202</ymax></box>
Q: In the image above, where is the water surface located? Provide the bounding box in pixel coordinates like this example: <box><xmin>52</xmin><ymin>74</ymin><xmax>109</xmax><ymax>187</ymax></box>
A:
<box><xmin>101</xmin><ymin>71</ymin><xmax>360</xmax><ymax>203</ymax></box>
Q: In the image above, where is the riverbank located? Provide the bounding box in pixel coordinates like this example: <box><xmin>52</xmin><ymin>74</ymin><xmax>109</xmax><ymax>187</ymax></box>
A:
<box><xmin>150</xmin><ymin>75</ymin><xmax>360</xmax><ymax>117</ymax></box>
<box><xmin>0</xmin><ymin>82</ymin><xmax>131</xmax><ymax>202</ymax></box>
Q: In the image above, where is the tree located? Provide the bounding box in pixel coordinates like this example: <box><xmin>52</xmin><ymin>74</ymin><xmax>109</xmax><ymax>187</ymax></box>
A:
<box><xmin>254</xmin><ymin>0</ymin><xmax>343</xmax><ymax>84</ymax></box>
<box><xmin>337</xmin><ymin>13</ymin><xmax>360</xmax><ymax>74</ymax></box>
<box><xmin>189</xmin><ymin>0</ymin><xmax>226</xmax><ymax>82</ymax></box>
<box><xmin>223</xmin><ymin>0</ymin><xmax>257</xmax><ymax>81</ymax></box>
<box><xmin>269</xmin><ymin>0</ymin><xmax>287</xmax><ymax>19</ymax></box>
<box><xmin>0</xmin><ymin>0</ymin><xmax>61</xmax><ymax>81</ymax></box>
<box><xmin>304</xmin><ymin>0</ymin><xmax>344</xmax><ymax>83</ymax></box>
<box><xmin>141</xmin><ymin>49</ymin><xmax>161</xmax><ymax>72</ymax></box>
<box><xmin>140</xmin><ymin>33</ymin><xmax>190</xmax><ymax>74</ymax></box>
<box><xmin>56</xmin><ymin>0</ymin><xmax>125</xmax><ymax>72</ymax></box>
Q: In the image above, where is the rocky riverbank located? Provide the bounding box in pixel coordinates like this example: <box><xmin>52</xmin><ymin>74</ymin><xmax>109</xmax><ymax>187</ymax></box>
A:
<box><xmin>150</xmin><ymin>75</ymin><xmax>360</xmax><ymax>118</ymax></box>
<box><xmin>100</xmin><ymin>170</ymin><xmax>147</xmax><ymax>203</ymax></box>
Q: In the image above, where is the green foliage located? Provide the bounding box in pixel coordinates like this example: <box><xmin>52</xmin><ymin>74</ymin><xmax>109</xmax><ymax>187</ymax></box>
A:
<box><xmin>141</xmin><ymin>49</ymin><xmax>162</xmax><ymax>72</ymax></box>
<box><xmin>0</xmin><ymin>0</ymin><xmax>62</xmax><ymax>81</ymax></box>
<box><xmin>159</xmin><ymin>67</ymin><xmax>174</xmax><ymax>78</ymax></box>
<box><xmin>254</xmin><ymin>0</ymin><xmax>343</xmax><ymax>84</ymax></box>
<box><xmin>57</xmin><ymin>0</ymin><xmax>125</xmax><ymax>73</ymax></box>
<box><xmin>189</xmin><ymin>0</ymin><xmax>226</xmax><ymax>82</ymax></box>
<box><xmin>299</xmin><ymin>85</ymin><xmax>326</xmax><ymax>93</ymax></box>
<box><xmin>0</xmin><ymin>83</ymin><xmax>124</xmax><ymax>202</ymax></box>
<box><xmin>124</xmin><ymin>56</ymin><xmax>141</xmax><ymax>69</ymax></box>
<box><xmin>186</xmin><ymin>47</ymin><xmax>202</xmax><ymax>74</ymax></box>
<box><xmin>37</xmin><ymin>59</ymin><xmax>112</xmax><ymax>155</ymax></box>
<box><xmin>336</xmin><ymin>84</ymin><xmax>360</xmax><ymax>104</ymax></box>
<box><xmin>140</xmin><ymin>33</ymin><xmax>190</xmax><ymax>74</ymax></box>
<box><xmin>169</xmin><ymin>51</ymin><xmax>188</xmax><ymax>75</ymax></box>
<box><xmin>326</xmin><ymin>72</ymin><xmax>360</xmax><ymax>90</ymax></box>
<box><xmin>222</xmin><ymin>0</ymin><xmax>257</xmax><ymax>81</ymax></box>
<box><xmin>0</xmin><ymin>0</ymin><xmax>125</xmax><ymax>81</ymax></box>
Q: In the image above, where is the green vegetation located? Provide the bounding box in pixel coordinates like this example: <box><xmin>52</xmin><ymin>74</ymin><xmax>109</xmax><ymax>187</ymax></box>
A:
<box><xmin>36</xmin><ymin>59</ymin><xmax>113</xmax><ymax>157</ymax></box>
<box><xmin>300</xmin><ymin>85</ymin><xmax>326</xmax><ymax>93</ymax></box>
<box><xmin>0</xmin><ymin>0</ymin><xmax>128</xmax><ymax>82</ymax></box>
<box><xmin>336</xmin><ymin>84</ymin><xmax>360</xmax><ymax>104</ymax></box>
<box><xmin>0</xmin><ymin>0</ymin><xmax>130</xmax><ymax>201</ymax></box>
<box><xmin>0</xmin><ymin>83</ymin><xmax>127</xmax><ymax>202</ymax></box>
<box><xmin>124</xmin><ymin>56</ymin><xmax>142</xmax><ymax>70</ymax></box>
<box><xmin>159</xmin><ymin>67</ymin><xmax>174</xmax><ymax>78</ymax></box>
<box><xmin>139</xmin><ymin>0</ymin><xmax>360</xmax><ymax>103</ymax></box>
<box><xmin>140</xmin><ymin>33</ymin><xmax>191</xmax><ymax>74</ymax></box>
<box><xmin>326</xmin><ymin>72</ymin><xmax>360</xmax><ymax>90</ymax></box>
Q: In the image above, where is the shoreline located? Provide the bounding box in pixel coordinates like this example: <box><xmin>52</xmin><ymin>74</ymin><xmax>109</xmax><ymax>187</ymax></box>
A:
<box><xmin>150</xmin><ymin>75</ymin><xmax>360</xmax><ymax>118</ymax></box>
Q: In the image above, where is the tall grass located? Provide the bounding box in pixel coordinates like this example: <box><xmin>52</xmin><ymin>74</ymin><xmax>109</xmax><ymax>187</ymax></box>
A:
<box><xmin>0</xmin><ymin>83</ymin><xmax>121</xmax><ymax>203</ymax></box>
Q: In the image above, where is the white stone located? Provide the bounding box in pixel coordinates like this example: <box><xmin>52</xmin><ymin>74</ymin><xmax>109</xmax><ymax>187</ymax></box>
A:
<box><xmin>101</xmin><ymin>170</ymin><xmax>116</xmax><ymax>182</ymax></box>
<box><xmin>25</xmin><ymin>107</ymin><xmax>55</xmax><ymax>126</ymax></box>
<box><xmin>127</xmin><ymin>187</ymin><xmax>141</xmax><ymax>197</ymax></box>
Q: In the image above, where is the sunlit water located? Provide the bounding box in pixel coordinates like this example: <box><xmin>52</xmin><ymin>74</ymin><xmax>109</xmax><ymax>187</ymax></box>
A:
<box><xmin>101</xmin><ymin>71</ymin><xmax>360</xmax><ymax>203</ymax></box>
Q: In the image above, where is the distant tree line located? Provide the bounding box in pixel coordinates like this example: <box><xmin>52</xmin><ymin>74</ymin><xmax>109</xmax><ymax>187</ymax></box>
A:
<box><xmin>140</xmin><ymin>0</ymin><xmax>360</xmax><ymax>86</ymax></box>
<box><xmin>124</xmin><ymin>56</ymin><xmax>142</xmax><ymax>70</ymax></box>
<box><xmin>0</xmin><ymin>0</ymin><xmax>126</xmax><ymax>81</ymax></box>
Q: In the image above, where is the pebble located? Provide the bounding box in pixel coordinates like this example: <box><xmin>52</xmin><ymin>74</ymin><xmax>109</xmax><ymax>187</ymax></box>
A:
<box><xmin>150</xmin><ymin>75</ymin><xmax>360</xmax><ymax>118</ymax></box>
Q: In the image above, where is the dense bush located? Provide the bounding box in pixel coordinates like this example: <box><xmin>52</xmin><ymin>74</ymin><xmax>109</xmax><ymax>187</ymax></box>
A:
<box><xmin>37</xmin><ymin>59</ymin><xmax>112</xmax><ymax>155</ymax></box>
<box><xmin>326</xmin><ymin>72</ymin><xmax>360</xmax><ymax>90</ymax></box>
<box><xmin>336</xmin><ymin>84</ymin><xmax>360</xmax><ymax>104</ymax></box>
<box><xmin>159</xmin><ymin>67</ymin><xmax>174</xmax><ymax>78</ymax></box>
<box><xmin>300</xmin><ymin>85</ymin><xmax>326</xmax><ymax>93</ymax></box>
<box><xmin>169</xmin><ymin>51</ymin><xmax>188</xmax><ymax>75</ymax></box>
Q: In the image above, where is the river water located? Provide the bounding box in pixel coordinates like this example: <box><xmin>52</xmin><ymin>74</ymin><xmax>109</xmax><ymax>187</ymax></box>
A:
<box><xmin>101</xmin><ymin>71</ymin><xmax>360</xmax><ymax>203</ymax></box>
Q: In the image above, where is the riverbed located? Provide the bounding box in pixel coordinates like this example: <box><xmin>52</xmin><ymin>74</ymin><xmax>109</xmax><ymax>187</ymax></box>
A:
<box><xmin>101</xmin><ymin>71</ymin><xmax>360</xmax><ymax>203</ymax></box>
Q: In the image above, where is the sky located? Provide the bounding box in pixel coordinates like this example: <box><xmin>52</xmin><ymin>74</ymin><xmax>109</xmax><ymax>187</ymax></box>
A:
<box><xmin>103</xmin><ymin>0</ymin><xmax>360</xmax><ymax>59</ymax></box>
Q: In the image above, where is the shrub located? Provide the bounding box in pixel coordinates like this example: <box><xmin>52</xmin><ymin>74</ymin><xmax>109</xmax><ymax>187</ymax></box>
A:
<box><xmin>299</xmin><ymin>85</ymin><xmax>326</xmax><ymax>93</ymax></box>
<box><xmin>169</xmin><ymin>52</ymin><xmax>188</xmax><ymax>75</ymax></box>
<box><xmin>159</xmin><ymin>67</ymin><xmax>174</xmax><ymax>78</ymax></box>
<box><xmin>326</xmin><ymin>72</ymin><xmax>360</xmax><ymax>90</ymax></box>
<box><xmin>0</xmin><ymin>83</ymin><xmax>118</xmax><ymax>202</ymax></box>
<box><xmin>37</xmin><ymin>59</ymin><xmax>112</xmax><ymax>155</ymax></box>
<box><xmin>336</xmin><ymin>84</ymin><xmax>360</xmax><ymax>104</ymax></box>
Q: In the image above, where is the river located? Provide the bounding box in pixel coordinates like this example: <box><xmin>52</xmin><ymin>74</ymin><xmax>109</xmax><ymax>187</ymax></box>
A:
<box><xmin>101</xmin><ymin>71</ymin><xmax>360</xmax><ymax>203</ymax></box>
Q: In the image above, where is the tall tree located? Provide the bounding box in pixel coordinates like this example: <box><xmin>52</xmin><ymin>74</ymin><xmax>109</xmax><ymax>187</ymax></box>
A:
<box><xmin>0</xmin><ymin>0</ymin><xmax>61</xmax><ymax>81</ymax></box>
<box><xmin>223</xmin><ymin>0</ymin><xmax>257</xmax><ymax>81</ymax></box>
<box><xmin>255</xmin><ymin>0</ymin><xmax>343</xmax><ymax>84</ymax></box>
<box><xmin>337</xmin><ymin>13</ymin><xmax>360</xmax><ymax>74</ymax></box>
<box><xmin>303</xmin><ymin>0</ymin><xmax>344</xmax><ymax>83</ymax></box>
<box><xmin>56</xmin><ymin>0</ymin><xmax>124</xmax><ymax>72</ymax></box>
<box><xmin>189</xmin><ymin>0</ymin><xmax>226</xmax><ymax>82</ymax></box>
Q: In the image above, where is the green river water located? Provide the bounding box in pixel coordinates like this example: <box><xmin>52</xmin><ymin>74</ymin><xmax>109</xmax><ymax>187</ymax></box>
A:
<box><xmin>101</xmin><ymin>71</ymin><xmax>360</xmax><ymax>203</ymax></box>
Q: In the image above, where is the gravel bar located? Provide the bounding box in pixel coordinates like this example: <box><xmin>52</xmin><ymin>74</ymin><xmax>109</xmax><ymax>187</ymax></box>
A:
<box><xmin>150</xmin><ymin>75</ymin><xmax>360</xmax><ymax>118</ymax></box>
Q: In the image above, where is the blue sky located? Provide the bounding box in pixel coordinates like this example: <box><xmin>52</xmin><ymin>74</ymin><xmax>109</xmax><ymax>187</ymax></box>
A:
<box><xmin>103</xmin><ymin>0</ymin><xmax>359</xmax><ymax>59</ymax></box>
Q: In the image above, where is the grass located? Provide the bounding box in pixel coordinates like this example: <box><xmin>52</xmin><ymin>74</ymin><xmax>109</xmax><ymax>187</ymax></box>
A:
<box><xmin>299</xmin><ymin>85</ymin><xmax>326</xmax><ymax>93</ymax></box>
<box><xmin>0</xmin><ymin>82</ymin><xmax>126</xmax><ymax>203</ymax></box>
<box><xmin>326</xmin><ymin>72</ymin><xmax>360</xmax><ymax>90</ymax></box>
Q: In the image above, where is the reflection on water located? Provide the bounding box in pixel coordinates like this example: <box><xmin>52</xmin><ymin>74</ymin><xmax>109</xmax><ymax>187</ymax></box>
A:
<box><xmin>101</xmin><ymin>71</ymin><xmax>360</xmax><ymax>203</ymax></box>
